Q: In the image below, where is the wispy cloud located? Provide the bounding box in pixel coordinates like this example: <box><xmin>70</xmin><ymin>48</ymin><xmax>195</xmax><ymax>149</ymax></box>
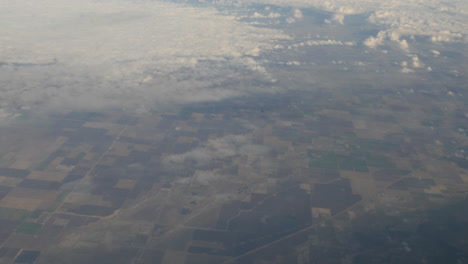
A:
<box><xmin>164</xmin><ymin>134</ymin><xmax>270</xmax><ymax>185</ymax></box>
<box><xmin>164</xmin><ymin>134</ymin><xmax>268</xmax><ymax>168</ymax></box>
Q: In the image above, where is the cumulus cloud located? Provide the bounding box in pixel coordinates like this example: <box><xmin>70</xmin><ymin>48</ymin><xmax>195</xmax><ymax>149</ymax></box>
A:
<box><xmin>239</xmin><ymin>0</ymin><xmax>467</xmax><ymax>46</ymax></box>
<box><xmin>286</xmin><ymin>61</ymin><xmax>301</xmax><ymax>66</ymax></box>
<box><xmin>289</xmin><ymin>39</ymin><xmax>355</xmax><ymax>49</ymax></box>
<box><xmin>400</xmin><ymin>61</ymin><xmax>414</xmax><ymax>73</ymax></box>
<box><xmin>332</xmin><ymin>13</ymin><xmax>345</xmax><ymax>24</ymax></box>
<box><xmin>398</xmin><ymin>39</ymin><xmax>409</xmax><ymax>50</ymax></box>
<box><xmin>0</xmin><ymin>0</ymin><xmax>290</xmax><ymax>118</ymax></box>
<box><xmin>364</xmin><ymin>30</ymin><xmax>410</xmax><ymax>50</ymax></box>
<box><xmin>293</xmin><ymin>9</ymin><xmax>304</xmax><ymax>19</ymax></box>
<box><xmin>286</xmin><ymin>8</ymin><xmax>303</xmax><ymax>23</ymax></box>
<box><xmin>251</xmin><ymin>11</ymin><xmax>281</xmax><ymax>18</ymax></box>
<box><xmin>410</xmin><ymin>55</ymin><xmax>424</xmax><ymax>68</ymax></box>
<box><xmin>398</xmin><ymin>55</ymin><xmax>426</xmax><ymax>72</ymax></box>
<box><xmin>363</xmin><ymin>31</ymin><xmax>387</xmax><ymax>49</ymax></box>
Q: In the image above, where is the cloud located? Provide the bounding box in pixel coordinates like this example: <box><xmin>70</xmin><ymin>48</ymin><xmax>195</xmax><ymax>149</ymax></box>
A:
<box><xmin>431</xmin><ymin>50</ymin><xmax>441</xmax><ymax>57</ymax></box>
<box><xmin>332</xmin><ymin>13</ymin><xmax>345</xmax><ymax>24</ymax></box>
<box><xmin>285</xmin><ymin>8</ymin><xmax>303</xmax><ymax>23</ymax></box>
<box><xmin>293</xmin><ymin>9</ymin><xmax>304</xmax><ymax>19</ymax></box>
<box><xmin>364</xmin><ymin>30</ymin><xmax>410</xmax><ymax>50</ymax></box>
<box><xmin>237</xmin><ymin>0</ymin><xmax>467</xmax><ymax>46</ymax></box>
<box><xmin>398</xmin><ymin>55</ymin><xmax>426</xmax><ymax>73</ymax></box>
<box><xmin>286</xmin><ymin>61</ymin><xmax>301</xmax><ymax>66</ymax></box>
<box><xmin>164</xmin><ymin>134</ymin><xmax>270</xmax><ymax>185</ymax></box>
<box><xmin>191</xmin><ymin>170</ymin><xmax>220</xmax><ymax>185</ymax></box>
<box><xmin>0</xmin><ymin>0</ymin><xmax>290</xmax><ymax>118</ymax></box>
<box><xmin>251</xmin><ymin>11</ymin><xmax>281</xmax><ymax>18</ymax></box>
<box><xmin>410</xmin><ymin>55</ymin><xmax>424</xmax><ymax>68</ymax></box>
<box><xmin>1</xmin><ymin>0</ymin><xmax>465</xmax><ymax>121</ymax></box>
<box><xmin>398</xmin><ymin>39</ymin><xmax>409</xmax><ymax>50</ymax></box>
<box><xmin>289</xmin><ymin>39</ymin><xmax>355</xmax><ymax>49</ymax></box>
<box><xmin>163</xmin><ymin>134</ymin><xmax>269</xmax><ymax>169</ymax></box>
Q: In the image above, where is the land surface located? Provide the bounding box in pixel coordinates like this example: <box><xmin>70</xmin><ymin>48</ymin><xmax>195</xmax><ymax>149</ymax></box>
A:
<box><xmin>0</xmin><ymin>73</ymin><xmax>467</xmax><ymax>263</ymax></box>
<box><xmin>0</xmin><ymin>1</ymin><xmax>467</xmax><ymax>263</ymax></box>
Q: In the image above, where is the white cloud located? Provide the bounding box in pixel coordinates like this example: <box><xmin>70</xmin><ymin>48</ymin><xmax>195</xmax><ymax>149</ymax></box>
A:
<box><xmin>401</xmin><ymin>67</ymin><xmax>415</xmax><ymax>73</ymax></box>
<box><xmin>0</xmin><ymin>0</ymin><xmax>290</xmax><ymax>118</ymax></box>
<box><xmin>411</xmin><ymin>55</ymin><xmax>424</xmax><ymax>68</ymax></box>
<box><xmin>163</xmin><ymin>134</ymin><xmax>268</xmax><ymax>169</ymax></box>
<box><xmin>286</xmin><ymin>8</ymin><xmax>304</xmax><ymax>23</ymax></box>
<box><xmin>363</xmin><ymin>31</ymin><xmax>387</xmax><ymax>48</ymax></box>
<box><xmin>192</xmin><ymin>170</ymin><xmax>220</xmax><ymax>185</ymax></box>
<box><xmin>398</xmin><ymin>39</ymin><xmax>409</xmax><ymax>50</ymax></box>
<box><xmin>397</xmin><ymin>55</ymin><xmax>425</xmax><ymax>72</ymax></box>
<box><xmin>239</xmin><ymin>0</ymin><xmax>467</xmax><ymax>45</ymax></box>
<box><xmin>289</xmin><ymin>39</ymin><xmax>355</xmax><ymax>49</ymax></box>
<box><xmin>286</xmin><ymin>61</ymin><xmax>301</xmax><ymax>66</ymax></box>
<box><xmin>293</xmin><ymin>8</ymin><xmax>303</xmax><ymax>19</ymax></box>
<box><xmin>364</xmin><ymin>30</ymin><xmax>410</xmax><ymax>50</ymax></box>
<box><xmin>251</xmin><ymin>11</ymin><xmax>281</xmax><ymax>18</ymax></box>
<box><xmin>400</xmin><ymin>61</ymin><xmax>413</xmax><ymax>73</ymax></box>
<box><xmin>332</xmin><ymin>13</ymin><xmax>345</xmax><ymax>24</ymax></box>
<box><xmin>431</xmin><ymin>50</ymin><xmax>441</xmax><ymax>57</ymax></box>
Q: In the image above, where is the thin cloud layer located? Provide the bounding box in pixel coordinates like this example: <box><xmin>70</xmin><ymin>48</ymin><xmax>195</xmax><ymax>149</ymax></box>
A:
<box><xmin>164</xmin><ymin>134</ymin><xmax>270</xmax><ymax>185</ymax></box>
<box><xmin>163</xmin><ymin>135</ymin><xmax>268</xmax><ymax>168</ymax></box>
<box><xmin>0</xmin><ymin>0</ymin><xmax>290</xmax><ymax>118</ymax></box>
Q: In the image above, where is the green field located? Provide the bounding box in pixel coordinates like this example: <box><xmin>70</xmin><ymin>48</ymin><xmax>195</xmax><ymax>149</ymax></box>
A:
<box><xmin>0</xmin><ymin>207</ymin><xmax>33</xmax><ymax>221</ymax></box>
<box><xmin>309</xmin><ymin>152</ymin><xmax>369</xmax><ymax>172</ymax></box>
<box><xmin>16</xmin><ymin>222</ymin><xmax>42</xmax><ymax>235</ymax></box>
